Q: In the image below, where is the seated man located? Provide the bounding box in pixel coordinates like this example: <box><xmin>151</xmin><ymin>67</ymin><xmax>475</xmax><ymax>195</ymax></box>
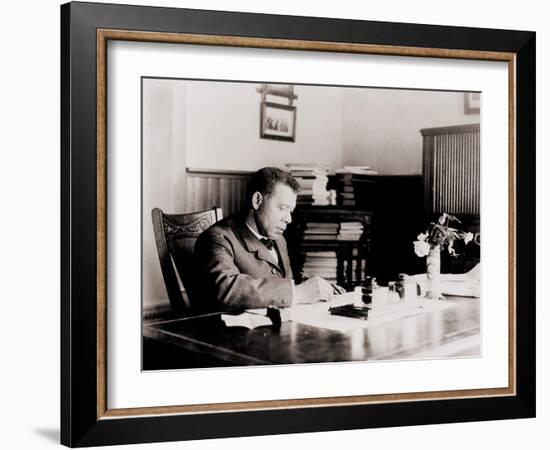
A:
<box><xmin>194</xmin><ymin>167</ymin><xmax>336</xmax><ymax>311</ymax></box>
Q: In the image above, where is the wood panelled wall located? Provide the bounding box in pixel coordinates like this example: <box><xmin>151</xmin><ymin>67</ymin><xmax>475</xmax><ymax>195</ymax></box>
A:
<box><xmin>421</xmin><ymin>124</ymin><xmax>480</xmax><ymax>216</ymax></box>
<box><xmin>184</xmin><ymin>168</ymin><xmax>252</xmax><ymax>217</ymax></box>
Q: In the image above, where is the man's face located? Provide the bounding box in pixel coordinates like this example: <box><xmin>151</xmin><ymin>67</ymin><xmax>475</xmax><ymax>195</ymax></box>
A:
<box><xmin>254</xmin><ymin>182</ymin><xmax>297</xmax><ymax>239</ymax></box>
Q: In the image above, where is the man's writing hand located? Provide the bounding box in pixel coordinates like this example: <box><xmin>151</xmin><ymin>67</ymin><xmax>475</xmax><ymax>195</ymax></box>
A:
<box><xmin>331</xmin><ymin>283</ymin><xmax>347</xmax><ymax>295</ymax></box>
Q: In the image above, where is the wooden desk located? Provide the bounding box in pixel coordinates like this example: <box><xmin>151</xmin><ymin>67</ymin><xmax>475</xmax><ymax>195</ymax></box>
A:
<box><xmin>143</xmin><ymin>297</ymin><xmax>480</xmax><ymax>369</ymax></box>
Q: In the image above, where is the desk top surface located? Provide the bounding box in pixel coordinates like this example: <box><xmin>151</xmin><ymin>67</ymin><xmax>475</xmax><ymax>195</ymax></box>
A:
<box><xmin>144</xmin><ymin>297</ymin><xmax>480</xmax><ymax>368</ymax></box>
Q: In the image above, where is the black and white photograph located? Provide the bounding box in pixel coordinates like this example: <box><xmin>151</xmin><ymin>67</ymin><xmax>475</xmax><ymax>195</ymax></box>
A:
<box><xmin>464</xmin><ymin>92</ymin><xmax>481</xmax><ymax>114</ymax></box>
<box><xmin>47</xmin><ymin>0</ymin><xmax>540</xmax><ymax>448</ymax></box>
<box><xmin>260</xmin><ymin>101</ymin><xmax>296</xmax><ymax>141</ymax></box>
<box><xmin>142</xmin><ymin>78</ymin><xmax>481</xmax><ymax>371</ymax></box>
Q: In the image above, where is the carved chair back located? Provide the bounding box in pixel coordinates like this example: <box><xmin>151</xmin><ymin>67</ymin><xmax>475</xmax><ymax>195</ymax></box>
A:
<box><xmin>151</xmin><ymin>207</ymin><xmax>223</xmax><ymax>315</ymax></box>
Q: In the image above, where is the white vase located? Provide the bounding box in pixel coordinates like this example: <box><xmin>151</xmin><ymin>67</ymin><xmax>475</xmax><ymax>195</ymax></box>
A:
<box><xmin>425</xmin><ymin>245</ymin><xmax>443</xmax><ymax>300</ymax></box>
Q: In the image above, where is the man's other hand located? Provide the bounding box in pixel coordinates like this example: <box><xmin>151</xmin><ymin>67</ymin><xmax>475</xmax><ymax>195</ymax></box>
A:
<box><xmin>294</xmin><ymin>276</ymin><xmax>335</xmax><ymax>304</ymax></box>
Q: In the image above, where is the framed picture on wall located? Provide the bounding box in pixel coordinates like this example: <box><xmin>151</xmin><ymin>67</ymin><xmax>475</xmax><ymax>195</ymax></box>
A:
<box><xmin>260</xmin><ymin>101</ymin><xmax>297</xmax><ymax>141</ymax></box>
<box><xmin>61</xmin><ymin>2</ymin><xmax>535</xmax><ymax>447</ymax></box>
<box><xmin>464</xmin><ymin>92</ymin><xmax>481</xmax><ymax>114</ymax></box>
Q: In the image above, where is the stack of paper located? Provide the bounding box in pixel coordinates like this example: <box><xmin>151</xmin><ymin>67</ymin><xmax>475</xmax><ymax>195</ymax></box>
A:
<box><xmin>409</xmin><ymin>263</ymin><xmax>480</xmax><ymax>297</ymax></box>
<box><xmin>221</xmin><ymin>312</ymin><xmax>273</xmax><ymax>330</ymax></box>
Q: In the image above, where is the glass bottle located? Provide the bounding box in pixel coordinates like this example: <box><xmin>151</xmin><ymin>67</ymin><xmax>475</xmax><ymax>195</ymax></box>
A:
<box><xmin>388</xmin><ymin>281</ymin><xmax>401</xmax><ymax>304</ymax></box>
<box><xmin>362</xmin><ymin>276</ymin><xmax>377</xmax><ymax>304</ymax></box>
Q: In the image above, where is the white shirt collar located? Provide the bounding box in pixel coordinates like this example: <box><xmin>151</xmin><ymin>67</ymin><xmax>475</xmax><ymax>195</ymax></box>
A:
<box><xmin>246</xmin><ymin>220</ymin><xmax>280</xmax><ymax>266</ymax></box>
<box><xmin>246</xmin><ymin>222</ymin><xmax>269</xmax><ymax>241</ymax></box>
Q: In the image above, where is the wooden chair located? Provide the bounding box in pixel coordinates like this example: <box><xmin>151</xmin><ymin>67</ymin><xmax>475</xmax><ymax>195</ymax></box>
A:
<box><xmin>151</xmin><ymin>207</ymin><xmax>223</xmax><ymax>315</ymax></box>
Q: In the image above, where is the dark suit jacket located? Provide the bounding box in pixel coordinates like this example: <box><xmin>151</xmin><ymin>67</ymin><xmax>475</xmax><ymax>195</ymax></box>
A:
<box><xmin>194</xmin><ymin>213</ymin><xmax>294</xmax><ymax>310</ymax></box>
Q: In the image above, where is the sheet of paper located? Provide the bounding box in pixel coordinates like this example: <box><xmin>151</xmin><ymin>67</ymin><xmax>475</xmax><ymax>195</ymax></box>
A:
<box><xmin>294</xmin><ymin>300</ymin><xmax>455</xmax><ymax>332</ymax></box>
<box><xmin>247</xmin><ymin>297</ymin><xmax>456</xmax><ymax>333</ymax></box>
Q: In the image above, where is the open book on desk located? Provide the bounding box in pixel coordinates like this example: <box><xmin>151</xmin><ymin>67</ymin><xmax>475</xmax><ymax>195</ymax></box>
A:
<box><xmin>409</xmin><ymin>263</ymin><xmax>480</xmax><ymax>297</ymax></box>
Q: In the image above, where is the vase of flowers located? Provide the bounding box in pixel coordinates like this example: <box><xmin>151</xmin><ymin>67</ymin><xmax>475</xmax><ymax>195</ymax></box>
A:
<box><xmin>413</xmin><ymin>213</ymin><xmax>474</xmax><ymax>300</ymax></box>
<box><xmin>425</xmin><ymin>245</ymin><xmax>442</xmax><ymax>299</ymax></box>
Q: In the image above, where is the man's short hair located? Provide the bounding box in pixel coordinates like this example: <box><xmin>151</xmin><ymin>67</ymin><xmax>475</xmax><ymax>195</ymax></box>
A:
<box><xmin>246</xmin><ymin>167</ymin><xmax>300</xmax><ymax>205</ymax></box>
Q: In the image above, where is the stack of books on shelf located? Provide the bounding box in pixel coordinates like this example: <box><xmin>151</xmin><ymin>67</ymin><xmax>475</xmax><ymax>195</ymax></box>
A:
<box><xmin>303</xmin><ymin>222</ymin><xmax>339</xmax><ymax>241</ymax></box>
<box><xmin>302</xmin><ymin>251</ymin><xmax>338</xmax><ymax>283</ymax></box>
<box><xmin>332</xmin><ymin>166</ymin><xmax>378</xmax><ymax>207</ymax></box>
<box><xmin>337</xmin><ymin>221</ymin><xmax>364</xmax><ymax>241</ymax></box>
<box><xmin>334</xmin><ymin>166</ymin><xmax>378</xmax><ymax>176</ymax></box>
<box><xmin>287</xmin><ymin>163</ymin><xmax>329</xmax><ymax>205</ymax></box>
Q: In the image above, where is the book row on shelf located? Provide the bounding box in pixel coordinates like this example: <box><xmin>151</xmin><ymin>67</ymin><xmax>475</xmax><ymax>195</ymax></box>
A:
<box><xmin>301</xmin><ymin>251</ymin><xmax>338</xmax><ymax>283</ymax></box>
<box><xmin>331</xmin><ymin>172</ymin><xmax>377</xmax><ymax>207</ymax></box>
<box><xmin>301</xmin><ymin>250</ymin><xmax>366</xmax><ymax>285</ymax></box>
<box><xmin>303</xmin><ymin>221</ymin><xmax>364</xmax><ymax>241</ymax></box>
<box><xmin>286</xmin><ymin>163</ymin><xmax>378</xmax><ymax>207</ymax></box>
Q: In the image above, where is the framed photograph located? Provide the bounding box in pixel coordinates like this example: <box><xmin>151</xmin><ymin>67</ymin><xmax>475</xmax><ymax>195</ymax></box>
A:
<box><xmin>464</xmin><ymin>92</ymin><xmax>481</xmax><ymax>114</ymax></box>
<box><xmin>260</xmin><ymin>101</ymin><xmax>297</xmax><ymax>141</ymax></box>
<box><xmin>61</xmin><ymin>1</ymin><xmax>535</xmax><ymax>447</ymax></box>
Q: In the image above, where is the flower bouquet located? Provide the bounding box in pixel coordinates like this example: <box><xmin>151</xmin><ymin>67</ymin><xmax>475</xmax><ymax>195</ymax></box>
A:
<box><xmin>413</xmin><ymin>213</ymin><xmax>474</xmax><ymax>299</ymax></box>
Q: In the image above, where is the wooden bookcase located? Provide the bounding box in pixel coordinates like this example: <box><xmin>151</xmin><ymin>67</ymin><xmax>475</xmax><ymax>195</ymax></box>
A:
<box><xmin>286</xmin><ymin>205</ymin><xmax>373</xmax><ymax>290</ymax></box>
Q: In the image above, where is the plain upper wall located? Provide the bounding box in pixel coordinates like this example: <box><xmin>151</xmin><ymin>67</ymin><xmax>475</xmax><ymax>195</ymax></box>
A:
<box><xmin>142</xmin><ymin>79</ymin><xmax>188</xmax><ymax>309</ymax></box>
<box><xmin>342</xmin><ymin>87</ymin><xmax>480</xmax><ymax>174</ymax></box>
<box><xmin>182</xmin><ymin>79</ymin><xmax>479</xmax><ymax>174</ymax></box>
<box><xmin>142</xmin><ymin>78</ymin><xmax>479</xmax><ymax>310</ymax></box>
<box><xmin>185</xmin><ymin>80</ymin><xmax>343</xmax><ymax>170</ymax></box>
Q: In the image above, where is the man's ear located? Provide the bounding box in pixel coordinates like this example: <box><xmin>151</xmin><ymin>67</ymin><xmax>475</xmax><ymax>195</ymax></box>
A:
<box><xmin>251</xmin><ymin>192</ymin><xmax>263</xmax><ymax>210</ymax></box>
